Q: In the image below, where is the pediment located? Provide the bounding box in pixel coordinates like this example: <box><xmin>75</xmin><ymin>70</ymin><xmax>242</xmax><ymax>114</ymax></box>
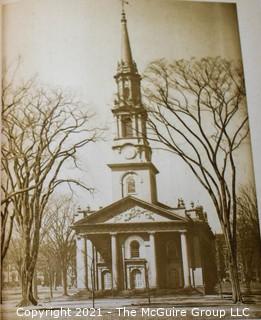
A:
<box><xmin>105</xmin><ymin>205</ymin><xmax>171</xmax><ymax>224</ymax></box>
<box><xmin>75</xmin><ymin>196</ymin><xmax>188</xmax><ymax>226</ymax></box>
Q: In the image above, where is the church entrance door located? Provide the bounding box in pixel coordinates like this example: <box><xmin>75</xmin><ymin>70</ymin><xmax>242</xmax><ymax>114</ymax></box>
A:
<box><xmin>130</xmin><ymin>269</ymin><xmax>144</xmax><ymax>289</ymax></box>
<box><xmin>102</xmin><ymin>271</ymin><xmax>112</xmax><ymax>290</ymax></box>
<box><xmin>167</xmin><ymin>268</ymin><xmax>179</xmax><ymax>288</ymax></box>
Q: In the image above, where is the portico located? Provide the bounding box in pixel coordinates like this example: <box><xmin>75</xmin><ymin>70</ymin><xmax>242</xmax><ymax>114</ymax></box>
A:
<box><xmin>74</xmin><ymin>197</ymin><xmax>199</xmax><ymax>292</ymax></box>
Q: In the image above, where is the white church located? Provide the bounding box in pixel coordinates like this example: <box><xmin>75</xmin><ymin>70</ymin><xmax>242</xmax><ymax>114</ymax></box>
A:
<box><xmin>73</xmin><ymin>8</ymin><xmax>216</xmax><ymax>295</ymax></box>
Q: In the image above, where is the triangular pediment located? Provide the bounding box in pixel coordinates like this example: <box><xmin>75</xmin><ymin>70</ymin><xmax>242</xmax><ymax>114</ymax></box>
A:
<box><xmin>105</xmin><ymin>205</ymin><xmax>171</xmax><ymax>223</ymax></box>
<box><xmin>75</xmin><ymin>196</ymin><xmax>188</xmax><ymax>226</ymax></box>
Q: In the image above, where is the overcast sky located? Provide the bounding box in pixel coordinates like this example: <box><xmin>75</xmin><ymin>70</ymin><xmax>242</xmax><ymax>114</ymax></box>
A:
<box><xmin>2</xmin><ymin>0</ymin><xmax>256</xmax><ymax>232</ymax></box>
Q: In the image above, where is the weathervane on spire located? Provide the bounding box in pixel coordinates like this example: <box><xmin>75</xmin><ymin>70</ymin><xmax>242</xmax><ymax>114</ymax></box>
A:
<box><xmin>121</xmin><ymin>0</ymin><xmax>129</xmax><ymax>15</ymax></box>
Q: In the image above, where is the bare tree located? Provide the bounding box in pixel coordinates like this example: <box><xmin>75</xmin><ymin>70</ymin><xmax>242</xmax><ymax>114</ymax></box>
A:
<box><xmin>237</xmin><ymin>185</ymin><xmax>261</xmax><ymax>289</ymax></box>
<box><xmin>1</xmin><ymin>77</ymin><xmax>101</xmax><ymax>306</ymax></box>
<box><xmin>37</xmin><ymin>241</ymin><xmax>58</xmax><ymax>299</ymax></box>
<box><xmin>3</xmin><ymin>236</ymin><xmax>23</xmax><ymax>288</ymax></box>
<box><xmin>44</xmin><ymin>196</ymin><xmax>76</xmax><ymax>296</ymax></box>
<box><xmin>143</xmin><ymin>57</ymin><xmax>249</xmax><ymax>303</ymax></box>
<box><xmin>1</xmin><ymin>76</ymin><xmax>40</xmax><ymax>303</ymax></box>
<box><xmin>1</xmin><ymin>180</ymin><xmax>16</xmax><ymax>303</ymax></box>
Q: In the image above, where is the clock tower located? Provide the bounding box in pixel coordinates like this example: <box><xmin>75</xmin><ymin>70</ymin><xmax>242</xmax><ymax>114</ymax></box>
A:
<box><xmin>108</xmin><ymin>8</ymin><xmax>158</xmax><ymax>203</ymax></box>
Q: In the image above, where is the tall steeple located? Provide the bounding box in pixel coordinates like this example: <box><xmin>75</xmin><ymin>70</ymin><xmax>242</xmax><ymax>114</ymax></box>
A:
<box><xmin>108</xmin><ymin>6</ymin><xmax>158</xmax><ymax>204</ymax></box>
<box><xmin>121</xmin><ymin>9</ymin><xmax>133</xmax><ymax>67</ymax></box>
<box><xmin>114</xmin><ymin>6</ymin><xmax>141</xmax><ymax>108</ymax></box>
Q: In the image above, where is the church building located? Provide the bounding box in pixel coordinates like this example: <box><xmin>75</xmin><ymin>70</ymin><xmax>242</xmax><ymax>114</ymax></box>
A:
<box><xmin>73</xmin><ymin>8</ymin><xmax>216</xmax><ymax>294</ymax></box>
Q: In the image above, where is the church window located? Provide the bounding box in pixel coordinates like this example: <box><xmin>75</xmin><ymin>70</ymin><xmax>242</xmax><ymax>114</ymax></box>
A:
<box><xmin>126</xmin><ymin>175</ymin><xmax>136</xmax><ymax>194</ymax></box>
<box><xmin>130</xmin><ymin>240</ymin><xmax>140</xmax><ymax>258</ymax></box>
<box><xmin>122</xmin><ymin>116</ymin><xmax>133</xmax><ymax>137</ymax></box>
<box><xmin>123</xmin><ymin>86</ymin><xmax>129</xmax><ymax>100</ymax></box>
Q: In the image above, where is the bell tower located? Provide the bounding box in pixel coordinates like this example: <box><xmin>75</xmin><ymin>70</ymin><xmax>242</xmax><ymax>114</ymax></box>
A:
<box><xmin>108</xmin><ymin>7</ymin><xmax>159</xmax><ymax>203</ymax></box>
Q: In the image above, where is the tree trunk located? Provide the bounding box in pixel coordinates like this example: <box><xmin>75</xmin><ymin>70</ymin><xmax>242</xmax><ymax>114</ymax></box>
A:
<box><xmin>226</xmin><ymin>242</ymin><xmax>242</xmax><ymax>303</ymax></box>
<box><xmin>218</xmin><ymin>191</ymin><xmax>242</xmax><ymax>304</ymax></box>
<box><xmin>0</xmin><ymin>258</ymin><xmax>3</xmax><ymax>304</ymax></box>
<box><xmin>62</xmin><ymin>267</ymin><xmax>68</xmax><ymax>296</ymax></box>
<box><xmin>91</xmin><ymin>264</ymin><xmax>95</xmax><ymax>308</ymax></box>
<box><xmin>54</xmin><ymin>272</ymin><xmax>57</xmax><ymax>290</ymax></box>
<box><xmin>49</xmin><ymin>271</ymin><xmax>53</xmax><ymax>299</ymax></box>
<box><xmin>33</xmin><ymin>270</ymin><xmax>38</xmax><ymax>300</ymax></box>
<box><xmin>18</xmin><ymin>270</ymin><xmax>37</xmax><ymax>306</ymax></box>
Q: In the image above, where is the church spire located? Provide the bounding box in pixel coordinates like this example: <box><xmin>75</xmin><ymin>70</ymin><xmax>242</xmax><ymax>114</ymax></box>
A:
<box><xmin>121</xmin><ymin>7</ymin><xmax>133</xmax><ymax>67</ymax></box>
<box><xmin>114</xmin><ymin>5</ymin><xmax>140</xmax><ymax>107</ymax></box>
<box><xmin>108</xmin><ymin>3</ymin><xmax>158</xmax><ymax>203</ymax></box>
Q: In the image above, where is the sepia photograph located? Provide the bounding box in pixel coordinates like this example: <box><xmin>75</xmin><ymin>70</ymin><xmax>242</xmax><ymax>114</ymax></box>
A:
<box><xmin>1</xmin><ymin>0</ymin><xmax>261</xmax><ymax>319</ymax></box>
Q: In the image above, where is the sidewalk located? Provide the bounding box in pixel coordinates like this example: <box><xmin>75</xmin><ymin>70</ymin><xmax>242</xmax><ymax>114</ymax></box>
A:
<box><xmin>1</xmin><ymin>287</ymin><xmax>261</xmax><ymax>320</ymax></box>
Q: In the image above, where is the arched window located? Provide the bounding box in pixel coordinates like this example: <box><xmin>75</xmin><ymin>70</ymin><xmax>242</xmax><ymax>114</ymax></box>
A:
<box><xmin>126</xmin><ymin>175</ymin><xmax>136</xmax><ymax>194</ymax></box>
<box><xmin>122</xmin><ymin>173</ymin><xmax>138</xmax><ymax>197</ymax></box>
<box><xmin>122</xmin><ymin>116</ymin><xmax>133</xmax><ymax>137</ymax></box>
<box><xmin>130</xmin><ymin>240</ymin><xmax>140</xmax><ymax>258</ymax></box>
<box><xmin>123</xmin><ymin>86</ymin><xmax>129</xmax><ymax>100</ymax></box>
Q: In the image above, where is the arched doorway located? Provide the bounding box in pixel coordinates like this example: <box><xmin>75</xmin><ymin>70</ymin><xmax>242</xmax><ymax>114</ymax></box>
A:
<box><xmin>130</xmin><ymin>269</ymin><xmax>144</xmax><ymax>289</ymax></box>
<box><xmin>102</xmin><ymin>271</ymin><xmax>112</xmax><ymax>290</ymax></box>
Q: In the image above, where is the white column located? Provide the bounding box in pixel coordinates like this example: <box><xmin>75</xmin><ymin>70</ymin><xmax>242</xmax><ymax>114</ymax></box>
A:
<box><xmin>116</xmin><ymin>116</ymin><xmax>120</xmax><ymax>138</ymax></box>
<box><xmin>121</xmin><ymin>244</ymin><xmax>127</xmax><ymax>290</ymax></box>
<box><xmin>76</xmin><ymin>236</ymin><xmax>86</xmax><ymax>289</ymax></box>
<box><xmin>137</xmin><ymin>114</ymin><xmax>142</xmax><ymax>137</ymax></box>
<box><xmin>111</xmin><ymin>233</ymin><xmax>118</xmax><ymax>290</ymax></box>
<box><xmin>135</xmin><ymin>115</ymin><xmax>140</xmax><ymax>138</ymax></box>
<box><xmin>118</xmin><ymin>116</ymin><xmax>122</xmax><ymax>138</ymax></box>
<box><xmin>149</xmin><ymin>232</ymin><xmax>157</xmax><ymax>288</ymax></box>
<box><xmin>131</xmin><ymin>115</ymin><xmax>135</xmax><ymax>136</ymax></box>
<box><xmin>98</xmin><ymin>266</ymin><xmax>102</xmax><ymax>291</ymax></box>
<box><xmin>86</xmin><ymin>238</ymin><xmax>93</xmax><ymax>290</ymax></box>
<box><xmin>180</xmin><ymin>232</ymin><xmax>191</xmax><ymax>287</ymax></box>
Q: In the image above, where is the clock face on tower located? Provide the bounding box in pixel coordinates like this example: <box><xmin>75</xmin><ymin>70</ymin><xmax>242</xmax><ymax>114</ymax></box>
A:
<box><xmin>122</xmin><ymin>145</ymin><xmax>137</xmax><ymax>160</ymax></box>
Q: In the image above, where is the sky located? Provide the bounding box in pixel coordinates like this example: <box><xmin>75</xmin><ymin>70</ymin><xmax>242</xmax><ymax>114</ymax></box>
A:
<box><xmin>2</xmin><ymin>0</ymin><xmax>256</xmax><ymax>232</ymax></box>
